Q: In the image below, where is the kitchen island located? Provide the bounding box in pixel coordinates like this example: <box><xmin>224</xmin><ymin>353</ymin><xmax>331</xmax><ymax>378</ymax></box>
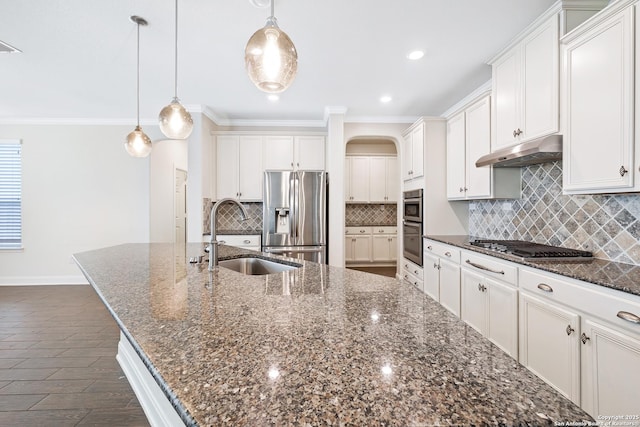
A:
<box><xmin>73</xmin><ymin>243</ymin><xmax>592</xmax><ymax>426</ymax></box>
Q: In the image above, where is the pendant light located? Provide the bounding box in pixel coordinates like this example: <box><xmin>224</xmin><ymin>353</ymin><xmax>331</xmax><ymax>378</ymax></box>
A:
<box><xmin>245</xmin><ymin>0</ymin><xmax>298</xmax><ymax>93</ymax></box>
<box><xmin>125</xmin><ymin>16</ymin><xmax>153</xmax><ymax>158</ymax></box>
<box><xmin>158</xmin><ymin>0</ymin><xmax>193</xmax><ymax>139</ymax></box>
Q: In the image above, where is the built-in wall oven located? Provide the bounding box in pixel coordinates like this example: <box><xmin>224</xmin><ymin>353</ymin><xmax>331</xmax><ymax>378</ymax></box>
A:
<box><xmin>402</xmin><ymin>189</ymin><xmax>423</xmax><ymax>266</ymax></box>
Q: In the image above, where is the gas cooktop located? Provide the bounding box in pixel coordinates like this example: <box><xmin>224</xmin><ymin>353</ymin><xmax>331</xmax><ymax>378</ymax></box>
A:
<box><xmin>469</xmin><ymin>239</ymin><xmax>593</xmax><ymax>262</ymax></box>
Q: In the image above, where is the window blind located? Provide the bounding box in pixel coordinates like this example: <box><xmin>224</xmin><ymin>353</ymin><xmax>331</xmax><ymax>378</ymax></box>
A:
<box><xmin>0</xmin><ymin>140</ymin><xmax>22</xmax><ymax>249</ymax></box>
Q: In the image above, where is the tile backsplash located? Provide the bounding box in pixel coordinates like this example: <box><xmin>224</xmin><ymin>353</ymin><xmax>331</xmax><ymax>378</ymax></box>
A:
<box><xmin>345</xmin><ymin>203</ymin><xmax>398</xmax><ymax>226</ymax></box>
<box><xmin>469</xmin><ymin>161</ymin><xmax>640</xmax><ymax>265</ymax></box>
<box><xmin>203</xmin><ymin>199</ymin><xmax>263</xmax><ymax>234</ymax></box>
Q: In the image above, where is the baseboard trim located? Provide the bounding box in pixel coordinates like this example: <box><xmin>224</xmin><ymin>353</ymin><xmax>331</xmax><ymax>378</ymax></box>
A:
<box><xmin>0</xmin><ymin>275</ymin><xmax>89</xmax><ymax>286</ymax></box>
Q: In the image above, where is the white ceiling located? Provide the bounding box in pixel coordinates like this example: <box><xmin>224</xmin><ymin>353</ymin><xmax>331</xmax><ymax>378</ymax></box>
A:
<box><xmin>0</xmin><ymin>0</ymin><xmax>557</xmax><ymax>125</ymax></box>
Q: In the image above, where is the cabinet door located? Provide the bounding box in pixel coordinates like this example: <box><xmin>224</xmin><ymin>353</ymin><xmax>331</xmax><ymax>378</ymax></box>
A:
<box><xmin>263</xmin><ymin>136</ymin><xmax>294</xmax><ymax>170</ymax></box>
<box><xmin>369</xmin><ymin>157</ymin><xmax>387</xmax><ymax>202</ymax></box>
<box><xmin>344</xmin><ymin>158</ymin><xmax>351</xmax><ymax>201</ymax></box>
<box><xmin>295</xmin><ymin>136</ymin><xmax>325</xmax><ymax>170</ymax></box>
<box><xmin>519</xmin><ymin>292</ymin><xmax>580</xmax><ymax>404</ymax></box>
<box><xmin>371</xmin><ymin>235</ymin><xmax>391</xmax><ymax>261</ymax></box>
<box><xmin>446</xmin><ymin>111</ymin><xmax>466</xmax><ymax>199</ymax></box>
<box><xmin>492</xmin><ymin>49</ymin><xmax>520</xmax><ymax>150</ymax></box>
<box><xmin>464</xmin><ymin>97</ymin><xmax>492</xmax><ymax>199</ymax></box>
<box><xmin>345</xmin><ymin>237</ymin><xmax>354</xmax><ymax>262</ymax></box>
<box><xmin>423</xmin><ymin>252</ymin><xmax>440</xmax><ymax>301</ymax></box>
<box><xmin>562</xmin><ymin>7</ymin><xmax>634</xmax><ymax>193</ymax></box>
<box><xmin>521</xmin><ymin>14</ymin><xmax>558</xmax><ymax>141</ymax></box>
<box><xmin>388</xmin><ymin>235</ymin><xmax>397</xmax><ymax>261</ymax></box>
<box><xmin>439</xmin><ymin>259</ymin><xmax>461</xmax><ymax>317</ymax></box>
<box><xmin>486</xmin><ymin>277</ymin><xmax>518</xmax><ymax>358</ymax></box>
<box><xmin>352</xmin><ymin>236</ymin><xmax>372</xmax><ymax>262</ymax></box>
<box><xmin>461</xmin><ymin>268</ymin><xmax>486</xmax><ymax>331</ymax></box>
<box><xmin>402</xmin><ymin>134</ymin><xmax>413</xmax><ymax>181</ymax></box>
<box><xmin>411</xmin><ymin>124</ymin><xmax>424</xmax><ymax>179</ymax></box>
<box><xmin>349</xmin><ymin>157</ymin><xmax>370</xmax><ymax>202</ymax></box>
<box><xmin>238</xmin><ymin>136</ymin><xmax>263</xmax><ymax>200</ymax></box>
<box><xmin>216</xmin><ymin>135</ymin><xmax>239</xmax><ymax>199</ymax></box>
<box><xmin>581</xmin><ymin>318</ymin><xmax>640</xmax><ymax>418</ymax></box>
<box><xmin>385</xmin><ymin>158</ymin><xmax>398</xmax><ymax>202</ymax></box>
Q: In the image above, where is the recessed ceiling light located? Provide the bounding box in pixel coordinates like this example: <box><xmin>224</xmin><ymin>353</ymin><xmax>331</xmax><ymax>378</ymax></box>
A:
<box><xmin>249</xmin><ymin>0</ymin><xmax>270</xmax><ymax>8</ymax></box>
<box><xmin>380</xmin><ymin>95</ymin><xmax>392</xmax><ymax>103</ymax></box>
<box><xmin>267</xmin><ymin>94</ymin><xmax>279</xmax><ymax>102</ymax></box>
<box><xmin>407</xmin><ymin>50</ymin><xmax>424</xmax><ymax>60</ymax></box>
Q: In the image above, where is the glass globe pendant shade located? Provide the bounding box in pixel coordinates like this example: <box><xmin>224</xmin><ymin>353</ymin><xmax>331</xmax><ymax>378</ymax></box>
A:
<box><xmin>245</xmin><ymin>21</ymin><xmax>298</xmax><ymax>93</ymax></box>
<box><xmin>159</xmin><ymin>98</ymin><xmax>193</xmax><ymax>139</ymax></box>
<box><xmin>125</xmin><ymin>126</ymin><xmax>153</xmax><ymax>158</ymax></box>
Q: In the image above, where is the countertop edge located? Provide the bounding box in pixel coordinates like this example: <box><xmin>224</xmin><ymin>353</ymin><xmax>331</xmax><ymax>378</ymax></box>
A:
<box><xmin>71</xmin><ymin>254</ymin><xmax>199</xmax><ymax>427</ymax></box>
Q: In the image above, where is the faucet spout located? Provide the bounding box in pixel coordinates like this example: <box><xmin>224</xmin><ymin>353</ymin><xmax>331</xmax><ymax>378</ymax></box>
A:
<box><xmin>209</xmin><ymin>198</ymin><xmax>250</xmax><ymax>270</ymax></box>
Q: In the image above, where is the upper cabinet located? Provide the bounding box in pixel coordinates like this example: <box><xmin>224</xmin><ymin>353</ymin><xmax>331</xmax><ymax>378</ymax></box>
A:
<box><xmin>216</xmin><ymin>135</ymin><xmax>263</xmax><ymax>201</ymax></box>
<box><xmin>561</xmin><ymin>1</ymin><xmax>637</xmax><ymax>194</ymax></box>
<box><xmin>490</xmin><ymin>14</ymin><xmax>559</xmax><ymax>151</ymax></box>
<box><xmin>402</xmin><ymin>122</ymin><xmax>425</xmax><ymax>181</ymax></box>
<box><xmin>263</xmin><ymin>135</ymin><xmax>325</xmax><ymax>171</ymax></box>
<box><xmin>446</xmin><ymin>94</ymin><xmax>520</xmax><ymax>200</ymax></box>
<box><xmin>345</xmin><ymin>156</ymin><xmax>397</xmax><ymax>203</ymax></box>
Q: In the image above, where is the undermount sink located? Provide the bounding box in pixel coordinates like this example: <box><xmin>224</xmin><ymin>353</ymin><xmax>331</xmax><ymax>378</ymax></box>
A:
<box><xmin>218</xmin><ymin>256</ymin><xmax>301</xmax><ymax>275</ymax></box>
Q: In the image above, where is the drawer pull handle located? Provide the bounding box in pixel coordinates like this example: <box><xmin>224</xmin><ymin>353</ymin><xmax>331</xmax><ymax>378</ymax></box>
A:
<box><xmin>617</xmin><ymin>311</ymin><xmax>640</xmax><ymax>324</ymax></box>
<box><xmin>566</xmin><ymin>325</ymin><xmax>574</xmax><ymax>336</ymax></box>
<box><xmin>427</xmin><ymin>245</ymin><xmax>433</xmax><ymax>250</ymax></box>
<box><xmin>465</xmin><ymin>259</ymin><xmax>504</xmax><ymax>275</ymax></box>
<box><xmin>445</xmin><ymin>251</ymin><xmax>451</xmax><ymax>257</ymax></box>
<box><xmin>581</xmin><ymin>333</ymin><xmax>590</xmax><ymax>344</ymax></box>
<box><xmin>537</xmin><ymin>283</ymin><xmax>553</xmax><ymax>293</ymax></box>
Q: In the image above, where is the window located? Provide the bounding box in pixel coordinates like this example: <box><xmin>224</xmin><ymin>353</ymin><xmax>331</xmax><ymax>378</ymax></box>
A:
<box><xmin>0</xmin><ymin>140</ymin><xmax>22</xmax><ymax>249</ymax></box>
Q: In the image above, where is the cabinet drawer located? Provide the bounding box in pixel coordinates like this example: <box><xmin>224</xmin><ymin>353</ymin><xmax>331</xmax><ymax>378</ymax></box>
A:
<box><xmin>372</xmin><ymin>226</ymin><xmax>397</xmax><ymax>235</ymax></box>
<box><xmin>403</xmin><ymin>271</ymin><xmax>423</xmax><ymax>291</ymax></box>
<box><xmin>403</xmin><ymin>259</ymin><xmax>423</xmax><ymax>280</ymax></box>
<box><xmin>424</xmin><ymin>239</ymin><xmax>460</xmax><ymax>264</ymax></box>
<box><xmin>520</xmin><ymin>267</ymin><xmax>640</xmax><ymax>334</ymax></box>
<box><xmin>345</xmin><ymin>226</ymin><xmax>372</xmax><ymax>235</ymax></box>
<box><xmin>217</xmin><ymin>234</ymin><xmax>261</xmax><ymax>247</ymax></box>
<box><xmin>462</xmin><ymin>251</ymin><xmax>517</xmax><ymax>284</ymax></box>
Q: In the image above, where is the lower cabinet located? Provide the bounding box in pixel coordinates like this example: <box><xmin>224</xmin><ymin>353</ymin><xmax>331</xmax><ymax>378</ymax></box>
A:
<box><xmin>460</xmin><ymin>254</ymin><xmax>518</xmax><ymax>359</ymax></box>
<box><xmin>345</xmin><ymin>226</ymin><xmax>396</xmax><ymax>265</ymax></box>
<box><xmin>402</xmin><ymin>258</ymin><xmax>423</xmax><ymax>292</ymax></box>
<box><xmin>519</xmin><ymin>291</ymin><xmax>581</xmax><ymax>404</ymax></box>
<box><xmin>519</xmin><ymin>267</ymin><xmax>640</xmax><ymax>418</ymax></box>
<box><xmin>424</xmin><ymin>239</ymin><xmax>461</xmax><ymax>315</ymax></box>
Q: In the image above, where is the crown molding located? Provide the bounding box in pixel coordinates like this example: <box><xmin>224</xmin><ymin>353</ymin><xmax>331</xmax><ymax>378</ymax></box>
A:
<box><xmin>441</xmin><ymin>80</ymin><xmax>492</xmax><ymax>119</ymax></box>
<box><xmin>0</xmin><ymin>117</ymin><xmax>159</xmax><ymax>126</ymax></box>
<box><xmin>344</xmin><ymin>115</ymin><xmax>419</xmax><ymax>124</ymax></box>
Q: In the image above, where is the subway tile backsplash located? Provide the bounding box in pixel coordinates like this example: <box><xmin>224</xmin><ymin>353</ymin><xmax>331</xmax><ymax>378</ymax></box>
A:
<box><xmin>345</xmin><ymin>203</ymin><xmax>398</xmax><ymax>226</ymax></box>
<box><xmin>469</xmin><ymin>161</ymin><xmax>640</xmax><ymax>265</ymax></box>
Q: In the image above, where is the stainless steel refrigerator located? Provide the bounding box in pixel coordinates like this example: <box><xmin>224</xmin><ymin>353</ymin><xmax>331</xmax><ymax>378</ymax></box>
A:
<box><xmin>262</xmin><ymin>171</ymin><xmax>327</xmax><ymax>264</ymax></box>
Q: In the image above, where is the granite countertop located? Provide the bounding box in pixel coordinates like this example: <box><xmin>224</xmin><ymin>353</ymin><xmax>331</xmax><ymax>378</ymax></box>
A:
<box><xmin>427</xmin><ymin>235</ymin><xmax>640</xmax><ymax>298</ymax></box>
<box><xmin>73</xmin><ymin>243</ymin><xmax>592</xmax><ymax>426</ymax></box>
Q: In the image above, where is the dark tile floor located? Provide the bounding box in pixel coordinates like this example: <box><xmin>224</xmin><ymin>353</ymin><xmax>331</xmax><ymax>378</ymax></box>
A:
<box><xmin>347</xmin><ymin>266</ymin><xmax>397</xmax><ymax>278</ymax></box>
<box><xmin>0</xmin><ymin>285</ymin><xmax>149</xmax><ymax>426</ymax></box>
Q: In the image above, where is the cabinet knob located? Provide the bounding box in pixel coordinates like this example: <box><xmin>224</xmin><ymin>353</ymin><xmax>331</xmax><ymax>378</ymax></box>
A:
<box><xmin>459</xmin><ymin>187</ymin><xmax>464</xmax><ymax>193</ymax></box>
<box><xmin>581</xmin><ymin>333</ymin><xmax>590</xmax><ymax>344</ymax></box>
<box><xmin>566</xmin><ymin>325</ymin><xmax>574</xmax><ymax>336</ymax></box>
<box><xmin>620</xmin><ymin>166</ymin><xmax>628</xmax><ymax>176</ymax></box>
<box><xmin>464</xmin><ymin>187</ymin><xmax>468</xmax><ymax>191</ymax></box>
<box><xmin>513</xmin><ymin>128</ymin><xmax>523</xmax><ymax>137</ymax></box>
<box><xmin>291</xmin><ymin>162</ymin><xmax>294</xmax><ymax>167</ymax></box>
<box><xmin>444</xmin><ymin>251</ymin><xmax>451</xmax><ymax>257</ymax></box>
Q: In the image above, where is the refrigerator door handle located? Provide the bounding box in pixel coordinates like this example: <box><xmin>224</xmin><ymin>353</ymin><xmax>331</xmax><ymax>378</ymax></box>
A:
<box><xmin>291</xmin><ymin>173</ymin><xmax>298</xmax><ymax>243</ymax></box>
<box><xmin>264</xmin><ymin>246</ymin><xmax>323</xmax><ymax>254</ymax></box>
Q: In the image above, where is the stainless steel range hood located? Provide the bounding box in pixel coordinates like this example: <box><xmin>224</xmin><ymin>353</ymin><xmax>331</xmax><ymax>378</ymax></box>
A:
<box><xmin>475</xmin><ymin>135</ymin><xmax>562</xmax><ymax>168</ymax></box>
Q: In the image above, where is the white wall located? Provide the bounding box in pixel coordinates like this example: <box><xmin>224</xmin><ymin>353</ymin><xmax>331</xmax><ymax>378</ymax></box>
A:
<box><xmin>0</xmin><ymin>124</ymin><xmax>158</xmax><ymax>285</ymax></box>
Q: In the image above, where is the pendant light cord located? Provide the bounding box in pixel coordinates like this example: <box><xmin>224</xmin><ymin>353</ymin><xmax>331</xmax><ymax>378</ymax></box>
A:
<box><xmin>136</xmin><ymin>20</ymin><xmax>141</xmax><ymax>127</ymax></box>
<box><xmin>174</xmin><ymin>0</ymin><xmax>178</xmax><ymax>99</ymax></box>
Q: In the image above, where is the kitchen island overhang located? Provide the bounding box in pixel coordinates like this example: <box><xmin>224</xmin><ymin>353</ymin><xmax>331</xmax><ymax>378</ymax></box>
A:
<box><xmin>73</xmin><ymin>243</ymin><xmax>593</xmax><ymax>426</ymax></box>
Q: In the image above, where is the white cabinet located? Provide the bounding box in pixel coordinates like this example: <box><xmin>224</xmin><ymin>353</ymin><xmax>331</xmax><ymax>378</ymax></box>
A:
<box><xmin>519</xmin><ymin>291</ymin><xmax>581</xmax><ymax>404</ymax></box>
<box><xmin>345</xmin><ymin>227</ymin><xmax>372</xmax><ymax>263</ymax></box>
<box><xmin>402</xmin><ymin>258</ymin><xmax>423</xmax><ymax>292</ymax></box>
<box><xmin>561</xmin><ymin>4</ymin><xmax>636</xmax><ymax>194</ymax></box>
<box><xmin>446</xmin><ymin>95</ymin><xmax>520</xmax><ymax>200</ymax></box>
<box><xmin>519</xmin><ymin>266</ymin><xmax>640</xmax><ymax>417</ymax></box>
<box><xmin>216</xmin><ymin>135</ymin><xmax>263</xmax><ymax>201</ymax></box>
<box><xmin>424</xmin><ymin>239</ymin><xmax>461</xmax><ymax>314</ymax></box>
<box><xmin>402</xmin><ymin>122</ymin><xmax>424</xmax><ymax>181</ymax></box>
<box><xmin>345</xmin><ymin>157</ymin><xmax>370</xmax><ymax>202</ymax></box>
<box><xmin>461</xmin><ymin>252</ymin><xmax>519</xmax><ymax>358</ymax></box>
<box><xmin>491</xmin><ymin>14</ymin><xmax>559</xmax><ymax>150</ymax></box>
<box><xmin>369</xmin><ymin>157</ymin><xmax>397</xmax><ymax>202</ymax></box>
<box><xmin>371</xmin><ymin>227</ymin><xmax>397</xmax><ymax>263</ymax></box>
<box><xmin>263</xmin><ymin>135</ymin><xmax>325</xmax><ymax>171</ymax></box>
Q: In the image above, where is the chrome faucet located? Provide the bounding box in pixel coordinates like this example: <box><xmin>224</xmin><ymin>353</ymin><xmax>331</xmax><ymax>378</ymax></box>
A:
<box><xmin>208</xmin><ymin>198</ymin><xmax>249</xmax><ymax>270</ymax></box>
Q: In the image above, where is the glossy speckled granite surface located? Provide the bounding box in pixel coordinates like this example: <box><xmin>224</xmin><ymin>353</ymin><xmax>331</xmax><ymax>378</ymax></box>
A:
<box><xmin>427</xmin><ymin>235</ymin><xmax>640</xmax><ymax>298</ymax></box>
<box><xmin>74</xmin><ymin>243</ymin><xmax>592</xmax><ymax>426</ymax></box>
